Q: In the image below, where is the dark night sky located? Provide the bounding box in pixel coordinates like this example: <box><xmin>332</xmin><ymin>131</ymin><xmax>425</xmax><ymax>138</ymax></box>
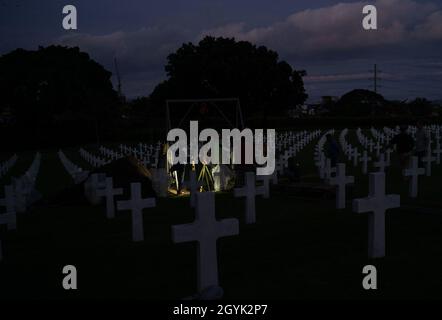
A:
<box><xmin>1</xmin><ymin>0</ymin><xmax>442</xmax><ymax>102</ymax></box>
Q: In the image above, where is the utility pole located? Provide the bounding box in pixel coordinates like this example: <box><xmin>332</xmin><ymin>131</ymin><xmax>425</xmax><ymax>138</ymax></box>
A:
<box><xmin>374</xmin><ymin>64</ymin><xmax>378</xmax><ymax>93</ymax></box>
<box><xmin>371</xmin><ymin>64</ymin><xmax>381</xmax><ymax>94</ymax></box>
<box><xmin>114</xmin><ymin>57</ymin><xmax>125</xmax><ymax>103</ymax></box>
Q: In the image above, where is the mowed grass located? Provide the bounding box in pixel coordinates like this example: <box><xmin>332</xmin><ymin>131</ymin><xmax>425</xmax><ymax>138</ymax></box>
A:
<box><xmin>0</xmin><ymin>131</ymin><xmax>442</xmax><ymax>300</ymax></box>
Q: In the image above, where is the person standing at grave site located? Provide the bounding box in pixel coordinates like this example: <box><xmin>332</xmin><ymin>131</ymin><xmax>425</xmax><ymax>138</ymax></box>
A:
<box><xmin>415</xmin><ymin>121</ymin><xmax>429</xmax><ymax>167</ymax></box>
<box><xmin>387</xmin><ymin>125</ymin><xmax>415</xmax><ymax>173</ymax></box>
<box><xmin>168</xmin><ymin>145</ymin><xmax>187</xmax><ymax>194</ymax></box>
<box><xmin>158</xmin><ymin>143</ymin><xmax>168</xmax><ymax>169</ymax></box>
<box><xmin>325</xmin><ymin>134</ymin><xmax>340</xmax><ymax>167</ymax></box>
<box><xmin>169</xmin><ymin>162</ymin><xmax>185</xmax><ymax>194</ymax></box>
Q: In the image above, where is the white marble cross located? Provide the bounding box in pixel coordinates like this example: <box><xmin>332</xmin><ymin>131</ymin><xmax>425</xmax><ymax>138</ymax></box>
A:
<box><xmin>256</xmin><ymin>173</ymin><xmax>272</xmax><ymax>199</ymax></box>
<box><xmin>374</xmin><ymin>153</ymin><xmax>388</xmax><ymax>172</ymax></box>
<box><xmin>347</xmin><ymin>144</ymin><xmax>353</xmax><ymax>161</ymax></box>
<box><xmin>117</xmin><ymin>183</ymin><xmax>156</xmax><ymax>242</ymax></box>
<box><xmin>234</xmin><ymin>172</ymin><xmax>265</xmax><ymax>224</ymax></box>
<box><xmin>353</xmin><ymin>172</ymin><xmax>400</xmax><ymax>258</ymax></box>
<box><xmin>385</xmin><ymin>149</ymin><xmax>392</xmax><ymax>165</ymax></box>
<box><xmin>360</xmin><ymin>151</ymin><xmax>372</xmax><ymax>175</ymax></box>
<box><xmin>422</xmin><ymin>148</ymin><xmax>436</xmax><ymax>177</ymax></box>
<box><xmin>171</xmin><ymin>192</ymin><xmax>239</xmax><ymax>293</ymax></box>
<box><xmin>84</xmin><ymin>173</ymin><xmax>106</xmax><ymax>205</ymax></box>
<box><xmin>374</xmin><ymin>142</ymin><xmax>382</xmax><ymax>158</ymax></box>
<box><xmin>96</xmin><ymin>177</ymin><xmax>123</xmax><ymax>219</ymax></box>
<box><xmin>346</xmin><ymin>145</ymin><xmax>353</xmax><ymax>161</ymax></box>
<box><xmin>328</xmin><ymin>163</ymin><xmax>354</xmax><ymax>209</ymax></box>
<box><xmin>352</xmin><ymin>148</ymin><xmax>360</xmax><ymax>167</ymax></box>
<box><xmin>368</xmin><ymin>141</ymin><xmax>374</xmax><ymax>153</ymax></box>
<box><xmin>403</xmin><ymin>156</ymin><xmax>425</xmax><ymax>198</ymax></box>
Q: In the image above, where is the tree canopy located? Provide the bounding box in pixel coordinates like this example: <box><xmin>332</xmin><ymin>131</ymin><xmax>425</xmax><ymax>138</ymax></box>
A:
<box><xmin>332</xmin><ymin>89</ymin><xmax>388</xmax><ymax>117</ymax></box>
<box><xmin>408</xmin><ymin>98</ymin><xmax>433</xmax><ymax>117</ymax></box>
<box><xmin>0</xmin><ymin>45</ymin><xmax>119</xmax><ymax>125</ymax></box>
<box><xmin>150</xmin><ymin>36</ymin><xmax>308</xmax><ymax>117</ymax></box>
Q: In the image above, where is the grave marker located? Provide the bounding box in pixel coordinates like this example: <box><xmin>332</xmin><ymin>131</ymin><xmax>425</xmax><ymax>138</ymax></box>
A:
<box><xmin>234</xmin><ymin>172</ymin><xmax>265</xmax><ymax>224</ymax></box>
<box><xmin>96</xmin><ymin>177</ymin><xmax>123</xmax><ymax>219</ymax></box>
<box><xmin>353</xmin><ymin>172</ymin><xmax>400</xmax><ymax>258</ymax></box>
<box><xmin>117</xmin><ymin>183</ymin><xmax>156</xmax><ymax>242</ymax></box>
<box><xmin>171</xmin><ymin>192</ymin><xmax>239</xmax><ymax>293</ymax></box>
<box><xmin>422</xmin><ymin>148</ymin><xmax>436</xmax><ymax>177</ymax></box>
<box><xmin>328</xmin><ymin>163</ymin><xmax>354</xmax><ymax>209</ymax></box>
<box><xmin>403</xmin><ymin>157</ymin><xmax>425</xmax><ymax>198</ymax></box>
<box><xmin>256</xmin><ymin>173</ymin><xmax>272</xmax><ymax>199</ymax></box>
<box><xmin>360</xmin><ymin>151</ymin><xmax>372</xmax><ymax>175</ymax></box>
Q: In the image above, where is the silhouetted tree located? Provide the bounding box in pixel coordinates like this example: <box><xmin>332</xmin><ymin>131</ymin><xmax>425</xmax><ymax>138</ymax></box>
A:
<box><xmin>150</xmin><ymin>36</ymin><xmax>308</xmax><ymax>117</ymax></box>
<box><xmin>408</xmin><ymin>98</ymin><xmax>433</xmax><ymax>117</ymax></box>
<box><xmin>0</xmin><ymin>46</ymin><xmax>119</xmax><ymax>125</ymax></box>
<box><xmin>333</xmin><ymin>89</ymin><xmax>387</xmax><ymax>117</ymax></box>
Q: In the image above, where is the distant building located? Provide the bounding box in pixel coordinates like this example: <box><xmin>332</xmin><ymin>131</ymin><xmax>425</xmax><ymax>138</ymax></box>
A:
<box><xmin>288</xmin><ymin>104</ymin><xmax>315</xmax><ymax>118</ymax></box>
<box><xmin>321</xmin><ymin>96</ymin><xmax>339</xmax><ymax>105</ymax></box>
<box><xmin>288</xmin><ymin>96</ymin><xmax>340</xmax><ymax>118</ymax></box>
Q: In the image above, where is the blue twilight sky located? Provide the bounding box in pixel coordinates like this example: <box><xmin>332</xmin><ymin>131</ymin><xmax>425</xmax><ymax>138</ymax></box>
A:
<box><xmin>1</xmin><ymin>0</ymin><xmax>442</xmax><ymax>102</ymax></box>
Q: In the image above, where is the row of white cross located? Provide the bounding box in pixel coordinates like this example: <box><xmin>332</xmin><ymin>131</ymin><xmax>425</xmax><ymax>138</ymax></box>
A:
<box><xmin>357</xmin><ymin>128</ymin><xmax>388</xmax><ymax>156</ymax></box>
<box><xmin>330</xmin><ymin>126</ymin><xmax>442</xmax><ymax>204</ymax></box>
<box><xmin>97</xmin><ymin>143</ymin><xmax>162</xmax><ymax>169</ymax></box>
<box><xmin>99</xmin><ymin>146</ymin><xmax>124</xmax><ymax>161</ymax></box>
<box><xmin>325</xmin><ymin>126</ymin><xmax>442</xmax><ymax>257</ymax></box>
<box><xmin>275</xmin><ymin>130</ymin><xmax>322</xmax><ymax>176</ymax></box>
<box><xmin>276</xmin><ymin>130</ymin><xmax>321</xmax><ymax>154</ymax></box>
<box><xmin>0</xmin><ymin>153</ymin><xmax>41</xmax><ymax>261</ymax></box>
<box><xmin>313</xmin><ymin>160</ymin><xmax>400</xmax><ymax>259</ymax></box>
<box><xmin>2</xmin><ymin>126</ymin><xmax>440</xmax><ymax>294</ymax></box>
<box><xmin>314</xmin><ymin>129</ymin><xmax>336</xmax><ymax>179</ymax></box>
<box><xmin>344</xmin><ymin>126</ymin><xmax>442</xmax><ymax>175</ymax></box>
<box><xmin>117</xmin><ymin>142</ymin><xmax>162</xmax><ymax>168</ymax></box>
<box><xmin>340</xmin><ymin>129</ymin><xmax>392</xmax><ymax>175</ymax></box>
<box><xmin>0</xmin><ymin>154</ymin><xmax>18</xmax><ymax>178</ymax></box>
<box><xmin>58</xmin><ymin>150</ymin><xmax>89</xmax><ymax>184</ymax></box>
<box><xmin>313</xmin><ymin>126</ymin><xmax>442</xmax><ymax>261</ymax></box>
<box><xmin>79</xmin><ymin>148</ymin><xmax>110</xmax><ymax>168</ymax></box>
<box><xmin>11</xmin><ymin>152</ymin><xmax>42</xmax><ymax>213</ymax></box>
<box><xmin>81</xmin><ymin>168</ymin><xmax>276</xmax><ymax>295</ymax></box>
<box><xmin>89</xmin><ymin>165</ymin><xmax>404</xmax><ymax>294</ymax></box>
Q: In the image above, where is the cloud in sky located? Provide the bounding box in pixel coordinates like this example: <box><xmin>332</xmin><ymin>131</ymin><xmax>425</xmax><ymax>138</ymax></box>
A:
<box><xmin>199</xmin><ymin>0</ymin><xmax>441</xmax><ymax>56</ymax></box>
<box><xmin>53</xmin><ymin>0</ymin><xmax>442</xmax><ymax>99</ymax></box>
<box><xmin>58</xmin><ymin>26</ymin><xmax>192</xmax><ymax>73</ymax></box>
<box><xmin>304</xmin><ymin>72</ymin><xmax>397</xmax><ymax>83</ymax></box>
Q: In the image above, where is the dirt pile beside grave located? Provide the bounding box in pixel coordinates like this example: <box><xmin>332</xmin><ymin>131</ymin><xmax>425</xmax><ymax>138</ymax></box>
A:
<box><xmin>43</xmin><ymin>156</ymin><xmax>156</xmax><ymax>206</ymax></box>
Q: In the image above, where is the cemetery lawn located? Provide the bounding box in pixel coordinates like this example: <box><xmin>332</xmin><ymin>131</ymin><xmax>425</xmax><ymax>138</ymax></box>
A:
<box><xmin>1</xmin><ymin>140</ymin><xmax>442</xmax><ymax>300</ymax></box>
